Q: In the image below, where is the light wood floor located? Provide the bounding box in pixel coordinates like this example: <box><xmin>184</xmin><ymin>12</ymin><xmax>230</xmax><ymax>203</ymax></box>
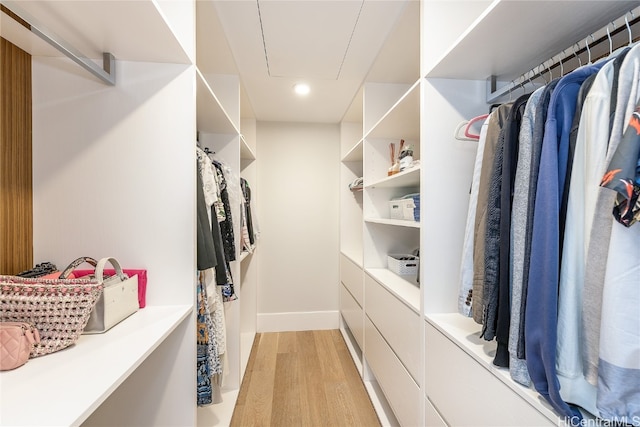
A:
<box><xmin>230</xmin><ymin>330</ymin><xmax>381</xmax><ymax>427</ymax></box>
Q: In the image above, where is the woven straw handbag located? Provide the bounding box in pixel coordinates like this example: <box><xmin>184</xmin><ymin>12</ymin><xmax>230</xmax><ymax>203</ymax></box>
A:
<box><xmin>0</xmin><ymin>275</ymin><xmax>103</xmax><ymax>357</ymax></box>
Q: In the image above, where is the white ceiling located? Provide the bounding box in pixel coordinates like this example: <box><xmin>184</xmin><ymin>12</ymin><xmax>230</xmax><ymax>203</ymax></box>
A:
<box><xmin>209</xmin><ymin>0</ymin><xmax>418</xmax><ymax>124</ymax></box>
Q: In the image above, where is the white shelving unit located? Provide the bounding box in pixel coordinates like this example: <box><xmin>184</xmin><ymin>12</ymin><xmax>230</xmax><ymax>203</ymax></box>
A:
<box><xmin>339</xmin><ymin>1</ymin><xmax>420</xmax><ymax>425</ymax></box>
<box><xmin>420</xmin><ymin>1</ymin><xmax>639</xmax><ymax>426</ymax></box>
<box><xmin>0</xmin><ymin>1</ymin><xmax>197</xmax><ymax>425</ymax></box>
<box><xmin>194</xmin><ymin>2</ymin><xmax>258</xmax><ymax>425</ymax></box>
<box><xmin>340</xmin><ymin>1</ymin><xmax>640</xmax><ymax>426</ymax></box>
<box><xmin>0</xmin><ymin>1</ymin><xmax>257</xmax><ymax>425</ymax></box>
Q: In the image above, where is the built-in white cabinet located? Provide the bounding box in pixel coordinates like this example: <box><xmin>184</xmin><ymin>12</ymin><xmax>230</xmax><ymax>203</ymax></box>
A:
<box><xmin>0</xmin><ymin>1</ymin><xmax>256</xmax><ymax>425</ymax></box>
<box><xmin>340</xmin><ymin>0</ymin><xmax>640</xmax><ymax>426</ymax></box>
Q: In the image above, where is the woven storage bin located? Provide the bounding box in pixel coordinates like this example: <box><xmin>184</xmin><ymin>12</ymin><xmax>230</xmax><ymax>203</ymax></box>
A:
<box><xmin>0</xmin><ymin>276</ymin><xmax>103</xmax><ymax>357</ymax></box>
<box><xmin>387</xmin><ymin>254</ymin><xmax>419</xmax><ymax>276</ymax></box>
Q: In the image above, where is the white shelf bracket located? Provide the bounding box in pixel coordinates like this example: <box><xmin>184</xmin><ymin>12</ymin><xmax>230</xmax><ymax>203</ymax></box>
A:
<box><xmin>1</xmin><ymin>0</ymin><xmax>116</xmax><ymax>85</ymax></box>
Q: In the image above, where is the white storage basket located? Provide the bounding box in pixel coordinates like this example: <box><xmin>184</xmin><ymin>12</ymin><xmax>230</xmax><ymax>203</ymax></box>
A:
<box><xmin>387</xmin><ymin>254</ymin><xmax>419</xmax><ymax>276</ymax></box>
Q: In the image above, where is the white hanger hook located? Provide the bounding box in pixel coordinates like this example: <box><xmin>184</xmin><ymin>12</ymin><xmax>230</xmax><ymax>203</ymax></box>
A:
<box><xmin>573</xmin><ymin>43</ymin><xmax>582</xmax><ymax>67</ymax></box>
<box><xmin>625</xmin><ymin>12</ymin><xmax>633</xmax><ymax>45</ymax></box>
<box><xmin>585</xmin><ymin>34</ymin><xmax>594</xmax><ymax>63</ymax></box>
<box><xmin>606</xmin><ymin>22</ymin><xmax>614</xmax><ymax>55</ymax></box>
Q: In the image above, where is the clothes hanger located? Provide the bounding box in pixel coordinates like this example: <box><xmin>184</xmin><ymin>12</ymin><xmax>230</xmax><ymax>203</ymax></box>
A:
<box><xmin>454</xmin><ymin>113</ymin><xmax>490</xmax><ymax>141</ymax></box>
<box><xmin>625</xmin><ymin>12</ymin><xmax>633</xmax><ymax>46</ymax></box>
<box><xmin>585</xmin><ymin>34</ymin><xmax>594</xmax><ymax>64</ymax></box>
<box><xmin>573</xmin><ymin>43</ymin><xmax>582</xmax><ymax>68</ymax></box>
<box><xmin>607</xmin><ymin>22</ymin><xmax>614</xmax><ymax>56</ymax></box>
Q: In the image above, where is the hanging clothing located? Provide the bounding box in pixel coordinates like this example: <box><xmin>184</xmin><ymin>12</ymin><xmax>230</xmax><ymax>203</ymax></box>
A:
<box><xmin>458</xmin><ymin>115</ymin><xmax>491</xmax><ymax>317</ymax></box>
<box><xmin>526</xmin><ymin>60</ymin><xmax>606</xmax><ymax>422</ymax></box>
<box><xmin>509</xmin><ymin>86</ymin><xmax>544</xmax><ymax>386</ymax></box>
<box><xmin>595</xmin><ymin>104</ymin><xmax>640</xmax><ymax>425</ymax></box>
<box><xmin>583</xmin><ymin>43</ymin><xmax>640</xmax><ymax>387</ymax></box>
<box><xmin>197</xmin><ymin>161</ymin><xmax>217</xmax><ymax>271</ymax></box>
<box><xmin>555</xmin><ymin>52</ymin><xmax>626</xmax><ymax>415</ymax></box>
<box><xmin>472</xmin><ymin>104</ymin><xmax>511</xmax><ymax>324</ymax></box>
<box><xmin>492</xmin><ymin>93</ymin><xmax>530</xmax><ymax>368</ymax></box>
<box><xmin>197</xmin><ymin>274</ymin><xmax>222</xmax><ymax>406</ymax></box>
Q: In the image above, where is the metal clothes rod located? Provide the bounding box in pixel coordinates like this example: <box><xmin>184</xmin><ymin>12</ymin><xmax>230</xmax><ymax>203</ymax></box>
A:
<box><xmin>1</xmin><ymin>0</ymin><xmax>116</xmax><ymax>85</ymax></box>
<box><xmin>486</xmin><ymin>8</ymin><xmax>640</xmax><ymax>103</ymax></box>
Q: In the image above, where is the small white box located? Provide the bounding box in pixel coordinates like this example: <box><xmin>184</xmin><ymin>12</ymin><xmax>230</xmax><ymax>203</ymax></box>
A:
<box><xmin>387</xmin><ymin>254</ymin><xmax>419</xmax><ymax>276</ymax></box>
<box><xmin>389</xmin><ymin>198</ymin><xmax>416</xmax><ymax>221</ymax></box>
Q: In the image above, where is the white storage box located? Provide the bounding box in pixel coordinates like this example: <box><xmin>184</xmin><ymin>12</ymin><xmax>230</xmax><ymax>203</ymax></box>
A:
<box><xmin>389</xmin><ymin>198</ymin><xmax>416</xmax><ymax>221</ymax></box>
<box><xmin>387</xmin><ymin>254</ymin><xmax>419</xmax><ymax>276</ymax></box>
<box><xmin>389</xmin><ymin>193</ymin><xmax>420</xmax><ymax>221</ymax></box>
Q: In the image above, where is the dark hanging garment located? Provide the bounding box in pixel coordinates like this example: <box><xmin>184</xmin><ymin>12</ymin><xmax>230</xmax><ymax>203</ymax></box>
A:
<box><xmin>241</xmin><ymin>178</ymin><xmax>256</xmax><ymax>245</ymax></box>
<box><xmin>492</xmin><ymin>93</ymin><xmax>530</xmax><ymax>368</ymax></box>
<box><xmin>213</xmin><ymin>162</ymin><xmax>236</xmax><ymax>262</ymax></box>
<box><xmin>197</xmin><ymin>162</ymin><xmax>217</xmax><ymax>271</ymax></box>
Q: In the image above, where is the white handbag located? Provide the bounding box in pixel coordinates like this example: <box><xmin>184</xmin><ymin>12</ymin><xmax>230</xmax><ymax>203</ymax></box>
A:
<box><xmin>83</xmin><ymin>257</ymin><xmax>139</xmax><ymax>334</ymax></box>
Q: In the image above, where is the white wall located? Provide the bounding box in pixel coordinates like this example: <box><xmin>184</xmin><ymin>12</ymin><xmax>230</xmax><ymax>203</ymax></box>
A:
<box><xmin>256</xmin><ymin>122</ymin><xmax>340</xmax><ymax>331</ymax></box>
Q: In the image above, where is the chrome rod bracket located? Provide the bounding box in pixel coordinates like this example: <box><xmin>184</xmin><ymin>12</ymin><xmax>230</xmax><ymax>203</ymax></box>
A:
<box><xmin>1</xmin><ymin>0</ymin><xmax>116</xmax><ymax>85</ymax></box>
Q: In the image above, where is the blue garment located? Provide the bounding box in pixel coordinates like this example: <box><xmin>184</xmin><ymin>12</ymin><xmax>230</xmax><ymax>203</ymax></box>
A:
<box><xmin>525</xmin><ymin>61</ymin><xmax>606</xmax><ymax>422</ymax></box>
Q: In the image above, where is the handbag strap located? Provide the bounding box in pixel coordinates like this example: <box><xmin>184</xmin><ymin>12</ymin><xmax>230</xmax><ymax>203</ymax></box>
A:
<box><xmin>94</xmin><ymin>257</ymin><xmax>127</xmax><ymax>282</ymax></box>
<box><xmin>59</xmin><ymin>257</ymin><xmax>98</xmax><ymax>279</ymax></box>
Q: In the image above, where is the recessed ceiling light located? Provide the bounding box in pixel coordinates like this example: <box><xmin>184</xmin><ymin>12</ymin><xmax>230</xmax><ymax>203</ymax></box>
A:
<box><xmin>293</xmin><ymin>83</ymin><xmax>310</xmax><ymax>96</ymax></box>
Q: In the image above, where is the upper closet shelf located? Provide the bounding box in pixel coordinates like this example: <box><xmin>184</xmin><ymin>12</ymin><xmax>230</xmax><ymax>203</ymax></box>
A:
<box><xmin>365</xmin><ymin>218</ymin><xmax>420</xmax><ymax>228</ymax></box>
<box><xmin>342</xmin><ymin>139</ymin><xmax>364</xmax><ymax>163</ymax></box>
<box><xmin>366</xmin><ymin>166</ymin><xmax>420</xmax><ymax>189</ymax></box>
<box><xmin>240</xmin><ymin>136</ymin><xmax>256</xmax><ymax>160</ymax></box>
<box><xmin>0</xmin><ymin>0</ymin><xmax>192</xmax><ymax>65</ymax></box>
<box><xmin>425</xmin><ymin>0</ymin><xmax>639</xmax><ymax>81</ymax></box>
<box><xmin>0</xmin><ymin>305</ymin><xmax>191</xmax><ymax>426</ymax></box>
<box><xmin>365</xmin><ymin>80</ymin><xmax>420</xmax><ymax>140</ymax></box>
<box><xmin>197</xmin><ymin>69</ymin><xmax>238</xmax><ymax>135</ymax></box>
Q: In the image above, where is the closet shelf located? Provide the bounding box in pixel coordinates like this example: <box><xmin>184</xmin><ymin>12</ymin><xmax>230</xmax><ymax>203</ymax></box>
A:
<box><xmin>342</xmin><ymin>139</ymin><xmax>364</xmax><ymax>162</ymax></box>
<box><xmin>365</xmin><ymin>268</ymin><xmax>419</xmax><ymax>313</ymax></box>
<box><xmin>196</xmin><ymin>68</ymin><xmax>239</xmax><ymax>135</ymax></box>
<box><xmin>425</xmin><ymin>313</ymin><xmax>561</xmax><ymax>424</ymax></box>
<box><xmin>0</xmin><ymin>305</ymin><xmax>192</xmax><ymax>426</ymax></box>
<box><xmin>364</xmin><ymin>217</ymin><xmax>420</xmax><ymax>228</ymax></box>
<box><xmin>0</xmin><ymin>0</ymin><xmax>192</xmax><ymax>64</ymax></box>
<box><xmin>366</xmin><ymin>166</ymin><xmax>420</xmax><ymax>189</ymax></box>
<box><xmin>364</xmin><ymin>80</ymin><xmax>420</xmax><ymax>140</ymax></box>
<box><xmin>424</xmin><ymin>0</ymin><xmax>638</xmax><ymax>81</ymax></box>
<box><xmin>240</xmin><ymin>136</ymin><xmax>256</xmax><ymax>160</ymax></box>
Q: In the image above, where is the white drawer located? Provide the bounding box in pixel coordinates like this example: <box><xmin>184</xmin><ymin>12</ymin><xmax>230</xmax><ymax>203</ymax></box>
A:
<box><xmin>365</xmin><ymin>316</ymin><xmax>420</xmax><ymax>427</ymax></box>
<box><xmin>340</xmin><ymin>283</ymin><xmax>363</xmax><ymax>350</ymax></box>
<box><xmin>340</xmin><ymin>253</ymin><xmax>363</xmax><ymax>305</ymax></box>
<box><xmin>365</xmin><ymin>273</ymin><xmax>421</xmax><ymax>383</ymax></box>
<box><xmin>425</xmin><ymin>396</ymin><xmax>447</xmax><ymax>427</ymax></box>
<box><xmin>425</xmin><ymin>322</ymin><xmax>555</xmax><ymax>426</ymax></box>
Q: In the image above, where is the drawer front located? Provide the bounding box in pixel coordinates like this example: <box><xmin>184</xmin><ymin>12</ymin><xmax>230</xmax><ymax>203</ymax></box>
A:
<box><xmin>340</xmin><ymin>253</ymin><xmax>363</xmax><ymax>305</ymax></box>
<box><xmin>365</xmin><ymin>273</ymin><xmax>421</xmax><ymax>383</ymax></box>
<box><xmin>425</xmin><ymin>323</ymin><xmax>555</xmax><ymax>426</ymax></box>
<box><xmin>340</xmin><ymin>283</ymin><xmax>364</xmax><ymax>349</ymax></box>
<box><xmin>365</xmin><ymin>317</ymin><xmax>420</xmax><ymax>427</ymax></box>
<box><xmin>425</xmin><ymin>396</ymin><xmax>447</xmax><ymax>427</ymax></box>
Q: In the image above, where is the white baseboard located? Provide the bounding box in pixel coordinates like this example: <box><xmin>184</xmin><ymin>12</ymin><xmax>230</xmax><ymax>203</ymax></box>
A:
<box><xmin>257</xmin><ymin>310</ymin><xmax>339</xmax><ymax>332</ymax></box>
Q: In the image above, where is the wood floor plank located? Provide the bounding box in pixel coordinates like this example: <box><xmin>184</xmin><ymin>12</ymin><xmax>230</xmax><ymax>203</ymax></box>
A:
<box><xmin>276</xmin><ymin>330</ymin><xmax>298</xmax><ymax>354</ymax></box>
<box><xmin>235</xmin><ymin>334</ymin><xmax>260</xmax><ymax>407</ymax></box>
<box><xmin>297</xmin><ymin>331</ymin><xmax>331</xmax><ymax>427</ymax></box>
<box><xmin>270</xmin><ymin>352</ymin><xmax>301</xmax><ymax>426</ymax></box>
<box><xmin>231</xmin><ymin>333</ymin><xmax>279</xmax><ymax>427</ymax></box>
<box><xmin>231</xmin><ymin>330</ymin><xmax>380</xmax><ymax>427</ymax></box>
<box><xmin>313</xmin><ymin>329</ymin><xmax>345</xmax><ymax>383</ymax></box>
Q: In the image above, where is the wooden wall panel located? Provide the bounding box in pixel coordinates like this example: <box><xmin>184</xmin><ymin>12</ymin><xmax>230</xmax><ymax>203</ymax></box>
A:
<box><xmin>1</xmin><ymin>37</ymin><xmax>32</xmax><ymax>275</ymax></box>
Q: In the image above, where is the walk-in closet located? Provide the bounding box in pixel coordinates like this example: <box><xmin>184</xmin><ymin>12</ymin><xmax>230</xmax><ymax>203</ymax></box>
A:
<box><xmin>1</xmin><ymin>1</ymin><xmax>639</xmax><ymax>426</ymax></box>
